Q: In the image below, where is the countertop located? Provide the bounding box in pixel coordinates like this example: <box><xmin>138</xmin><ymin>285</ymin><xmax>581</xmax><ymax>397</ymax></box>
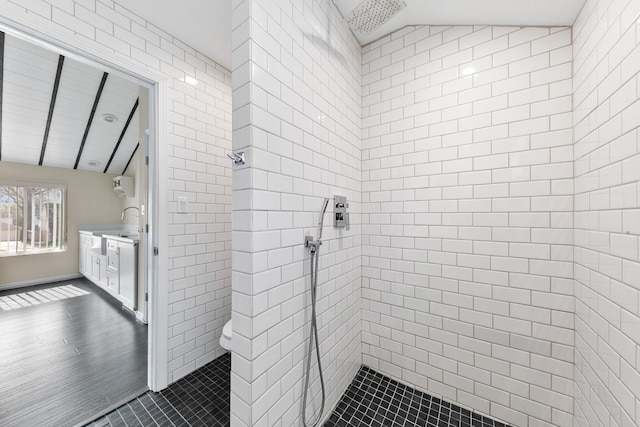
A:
<box><xmin>79</xmin><ymin>225</ymin><xmax>140</xmax><ymax>244</ymax></box>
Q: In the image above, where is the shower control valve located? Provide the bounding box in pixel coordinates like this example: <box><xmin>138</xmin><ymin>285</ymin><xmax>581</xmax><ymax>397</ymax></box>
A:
<box><xmin>334</xmin><ymin>195</ymin><xmax>350</xmax><ymax>231</ymax></box>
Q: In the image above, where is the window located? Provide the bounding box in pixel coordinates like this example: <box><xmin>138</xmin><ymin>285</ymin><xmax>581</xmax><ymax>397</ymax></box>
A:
<box><xmin>0</xmin><ymin>183</ymin><xmax>66</xmax><ymax>256</ymax></box>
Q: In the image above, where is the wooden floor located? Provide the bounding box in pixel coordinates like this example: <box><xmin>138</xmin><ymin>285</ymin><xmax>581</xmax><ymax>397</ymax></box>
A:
<box><xmin>0</xmin><ymin>278</ymin><xmax>147</xmax><ymax>427</ymax></box>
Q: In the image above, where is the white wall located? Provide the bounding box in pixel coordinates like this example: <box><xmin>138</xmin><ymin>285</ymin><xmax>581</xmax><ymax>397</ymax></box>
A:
<box><xmin>0</xmin><ymin>161</ymin><xmax>122</xmax><ymax>286</ymax></box>
<box><xmin>121</xmin><ymin>86</ymin><xmax>148</xmax><ymax>229</ymax></box>
<box><xmin>573</xmin><ymin>0</ymin><xmax>640</xmax><ymax>425</ymax></box>
<box><xmin>6</xmin><ymin>1</ymin><xmax>640</xmax><ymax>426</ymax></box>
<box><xmin>121</xmin><ymin>147</ymin><xmax>143</xmax><ymax>225</ymax></box>
<box><xmin>230</xmin><ymin>0</ymin><xmax>362</xmax><ymax>425</ymax></box>
<box><xmin>121</xmin><ymin>147</ymin><xmax>146</xmax><ymax>313</ymax></box>
<box><xmin>120</xmin><ymin>87</ymin><xmax>148</xmax><ymax>316</ymax></box>
<box><xmin>1</xmin><ymin>0</ymin><xmax>232</xmax><ymax>385</ymax></box>
<box><xmin>361</xmin><ymin>25</ymin><xmax>575</xmax><ymax>426</ymax></box>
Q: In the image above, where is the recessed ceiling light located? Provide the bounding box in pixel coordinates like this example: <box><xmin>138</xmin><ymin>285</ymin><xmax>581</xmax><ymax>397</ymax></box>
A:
<box><xmin>87</xmin><ymin>160</ymin><xmax>101</xmax><ymax>167</ymax></box>
<box><xmin>101</xmin><ymin>113</ymin><xmax>118</xmax><ymax>123</ymax></box>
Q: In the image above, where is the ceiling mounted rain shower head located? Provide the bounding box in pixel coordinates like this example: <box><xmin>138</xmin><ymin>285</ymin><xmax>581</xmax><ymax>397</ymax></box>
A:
<box><xmin>345</xmin><ymin>0</ymin><xmax>406</xmax><ymax>35</ymax></box>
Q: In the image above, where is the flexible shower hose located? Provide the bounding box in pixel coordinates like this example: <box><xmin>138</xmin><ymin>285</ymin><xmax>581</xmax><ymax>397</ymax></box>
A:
<box><xmin>302</xmin><ymin>245</ymin><xmax>326</xmax><ymax>427</ymax></box>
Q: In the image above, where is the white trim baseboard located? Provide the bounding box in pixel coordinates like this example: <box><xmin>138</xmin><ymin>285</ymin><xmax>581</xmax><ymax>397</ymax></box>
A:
<box><xmin>136</xmin><ymin>309</ymin><xmax>148</xmax><ymax>324</ymax></box>
<box><xmin>0</xmin><ymin>273</ymin><xmax>83</xmax><ymax>290</ymax></box>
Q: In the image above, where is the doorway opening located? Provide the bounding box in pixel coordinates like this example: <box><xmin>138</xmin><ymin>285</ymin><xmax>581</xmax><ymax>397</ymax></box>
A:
<box><xmin>0</xmin><ymin>21</ymin><xmax>164</xmax><ymax>426</ymax></box>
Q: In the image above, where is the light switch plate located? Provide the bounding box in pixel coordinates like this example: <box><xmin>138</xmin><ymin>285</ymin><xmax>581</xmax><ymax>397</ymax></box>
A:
<box><xmin>178</xmin><ymin>197</ymin><xmax>188</xmax><ymax>213</ymax></box>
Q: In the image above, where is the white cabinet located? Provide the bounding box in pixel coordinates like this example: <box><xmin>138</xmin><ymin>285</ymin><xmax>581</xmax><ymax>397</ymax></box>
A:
<box><xmin>114</xmin><ymin>241</ymin><xmax>137</xmax><ymax>310</ymax></box>
<box><xmin>90</xmin><ymin>252</ymin><xmax>106</xmax><ymax>285</ymax></box>
<box><xmin>79</xmin><ymin>233</ymin><xmax>87</xmax><ymax>274</ymax></box>
<box><xmin>106</xmin><ymin>239</ymin><xmax>120</xmax><ymax>295</ymax></box>
<box><xmin>79</xmin><ymin>232</ymin><xmax>105</xmax><ymax>283</ymax></box>
<box><xmin>79</xmin><ymin>231</ymin><xmax>138</xmax><ymax>311</ymax></box>
<box><xmin>78</xmin><ymin>232</ymin><xmax>93</xmax><ymax>275</ymax></box>
<box><xmin>104</xmin><ymin>238</ymin><xmax>138</xmax><ymax>310</ymax></box>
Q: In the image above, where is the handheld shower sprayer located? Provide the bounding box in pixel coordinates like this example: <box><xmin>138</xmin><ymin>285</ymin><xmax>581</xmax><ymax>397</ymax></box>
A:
<box><xmin>305</xmin><ymin>197</ymin><xmax>330</xmax><ymax>253</ymax></box>
<box><xmin>302</xmin><ymin>197</ymin><xmax>330</xmax><ymax>427</ymax></box>
<box><xmin>317</xmin><ymin>198</ymin><xmax>329</xmax><ymax>240</ymax></box>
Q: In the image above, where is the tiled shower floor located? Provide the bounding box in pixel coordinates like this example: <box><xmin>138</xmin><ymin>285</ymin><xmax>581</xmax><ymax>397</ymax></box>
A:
<box><xmin>324</xmin><ymin>366</ymin><xmax>511</xmax><ymax>427</ymax></box>
<box><xmin>86</xmin><ymin>353</ymin><xmax>231</xmax><ymax>427</ymax></box>
<box><xmin>87</xmin><ymin>354</ymin><xmax>509</xmax><ymax>427</ymax></box>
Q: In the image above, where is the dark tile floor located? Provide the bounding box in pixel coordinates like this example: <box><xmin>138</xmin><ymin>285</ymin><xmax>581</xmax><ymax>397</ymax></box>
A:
<box><xmin>324</xmin><ymin>366</ymin><xmax>511</xmax><ymax>427</ymax></box>
<box><xmin>86</xmin><ymin>352</ymin><xmax>231</xmax><ymax>427</ymax></box>
<box><xmin>87</xmin><ymin>355</ymin><xmax>511</xmax><ymax>427</ymax></box>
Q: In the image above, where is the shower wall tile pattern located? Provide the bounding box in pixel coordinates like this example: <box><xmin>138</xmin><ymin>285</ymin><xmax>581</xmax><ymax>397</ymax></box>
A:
<box><xmin>361</xmin><ymin>25</ymin><xmax>575</xmax><ymax>426</ymax></box>
<box><xmin>2</xmin><ymin>0</ymin><xmax>233</xmax><ymax>385</ymax></box>
<box><xmin>231</xmin><ymin>0</ymin><xmax>362</xmax><ymax>425</ymax></box>
<box><xmin>573</xmin><ymin>0</ymin><xmax>640</xmax><ymax>425</ymax></box>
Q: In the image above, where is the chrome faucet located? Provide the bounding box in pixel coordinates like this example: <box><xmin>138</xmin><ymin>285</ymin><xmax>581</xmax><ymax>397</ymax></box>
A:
<box><xmin>121</xmin><ymin>206</ymin><xmax>140</xmax><ymax>221</ymax></box>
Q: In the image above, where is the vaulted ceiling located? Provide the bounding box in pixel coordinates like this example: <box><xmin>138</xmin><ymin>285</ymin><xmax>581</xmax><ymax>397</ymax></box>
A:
<box><xmin>113</xmin><ymin>0</ymin><xmax>586</xmax><ymax>71</ymax></box>
<box><xmin>0</xmin><ymin>32</ymin><xmax>143</xmax><ymax>175</ymax></box>
<box><xmin>0</xmin><ymin>1</ymin><xmax>586</xmax><ymax>176</ymax></box>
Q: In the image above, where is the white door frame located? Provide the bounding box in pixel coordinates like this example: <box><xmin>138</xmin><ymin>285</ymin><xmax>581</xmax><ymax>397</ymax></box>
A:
<box><xmin>0</xmin><ymin>18</ymin><xmax>170</xmax><ymax>392</ymax></box>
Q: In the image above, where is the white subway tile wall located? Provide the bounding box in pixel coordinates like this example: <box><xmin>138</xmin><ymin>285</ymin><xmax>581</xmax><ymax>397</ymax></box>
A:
<box><xmin>8</xmin><ymin>0</ymin><xmax>640</xmax><ymax>426</ymax></box>
<box><xmin>573</xmin><ymin>0</ymin><xmax>640</xmax><ymax>425</ymax></box>
<box><xmin>361</xmin><ymin>25</ymin><xmax>575</xmax><ymax>426</ymax></box>
<box><xmin>231</xmin><ymin>0</ymin><xmax>362</xmax><ymax>426</ymax></box>
<box><xmin>2</xmin><ymin>0</ymin><xmax>233</xmax><ymax>384</ymax></box>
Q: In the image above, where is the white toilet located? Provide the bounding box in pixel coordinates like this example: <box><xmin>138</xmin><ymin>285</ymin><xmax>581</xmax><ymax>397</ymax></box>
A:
<box><xmin>220</xmin><ymin>319</ymin><xmax>232</xmax><ymax>351</ymax></box>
